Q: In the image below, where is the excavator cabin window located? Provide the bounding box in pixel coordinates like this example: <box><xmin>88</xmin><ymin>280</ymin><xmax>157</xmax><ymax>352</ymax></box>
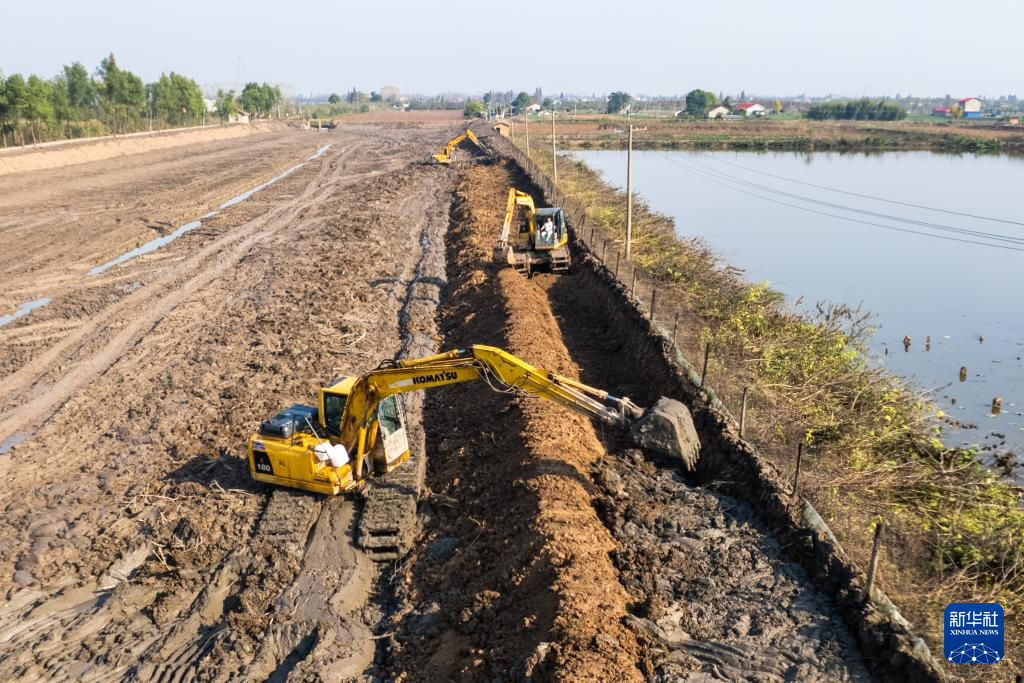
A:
<box><xmin>323</xmin><ymin>393</ymin><xmax>346</xmax><ymax>436</ymax></box>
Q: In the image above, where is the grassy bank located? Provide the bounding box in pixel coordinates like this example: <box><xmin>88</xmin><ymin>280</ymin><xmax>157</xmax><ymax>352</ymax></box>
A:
<box><xmin>513</xmin><ymin>136</ymin><xmax>1023</xmax><ymax>678</ymax></box>
<box><xmin>525</xmin><ymin>115</ymin><xmax>1024</xmax><ymax>153</ymax></box>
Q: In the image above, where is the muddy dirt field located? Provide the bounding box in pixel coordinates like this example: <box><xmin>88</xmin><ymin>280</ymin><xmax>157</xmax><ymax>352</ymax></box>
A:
<box><xmin>1</xmin><ymin>125</ymin><xmax>877</xmax><ymax>681</ymax></box>
<box><xmin>0</xmin><ymin>124</ymin><xmax>454</xmax><ymax>680</ymax></box>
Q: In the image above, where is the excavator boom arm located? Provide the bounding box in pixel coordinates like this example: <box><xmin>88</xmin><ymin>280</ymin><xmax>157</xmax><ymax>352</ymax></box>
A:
<box><xmin>342</xmin><ymin>346</ymin><xmax>641</xmax><ymax>456</ymax></box>
<box><xmin>495</xmin><ymin>188</ymin><xmax>537</xmax><ymax>256</ymax></box>
<box><xmin>433</xmin><ymin>130</ymin><xmax>487</xmax><ymax>164</ymax></box>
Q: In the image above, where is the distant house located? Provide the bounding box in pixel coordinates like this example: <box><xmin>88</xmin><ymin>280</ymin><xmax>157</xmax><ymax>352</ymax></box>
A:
<box><xmin>526</xmin><ymin>103</ymin><xmax>542</xmax><ymax>114</ymax></box>
<box><xmin>734</xmin><ymin>102</ymin><xmax>767</xmax><ymax>117</ymax></box>
<box><xmin>932</xmin><ymin>106</ymin><xmax>952</xmax><ymax>117</ymax></box>
<box><xmin>959</xmin><ymin>97</ymin><xmax>983</xmax><ymax>118</ymax></box>
<box><xmin>493</xmin><ymin>121</ymin><xmax>511</xmax><ymax>137</ymax></box>
<box><xmin>707</xmin><ymin>105</ymin><xmax>730</xmax><ymax>119</ymax></box>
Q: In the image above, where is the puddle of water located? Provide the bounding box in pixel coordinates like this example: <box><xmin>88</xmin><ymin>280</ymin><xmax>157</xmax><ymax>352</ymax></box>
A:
<box><xmin>308</xmin><ymin>144</ymin><xmax>331</xmax><ymax>160</ymax></box>
<box><xmin>93</xmin><ymin>143</ymin><xmax>334</xmax><ymax>273</ymax></box>
<box><xmin>219</xmin><ymin>165</ymin><xmax>302</xmax><ymax>209</ymax></box>
<box><xmin>0</xmin><ymin>432</ymin><xmax>28</xmax><ymax>455</ymax></box>
<box><xmin>0</xmin><ymin>297</ymin><xmax>52</xmax><ymax>327</ymax></box>
<box><xmin>89</xmin><ymin>219</ymin><xmax>204</xmax><ymax>275</ymax></box>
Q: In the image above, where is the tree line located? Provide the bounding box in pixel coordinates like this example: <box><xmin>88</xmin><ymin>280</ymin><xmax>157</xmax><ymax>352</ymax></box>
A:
<box><xmin>0</xmin><ymin>54</ymin><xmax>283</xmax><ymax>147</ymax></box>
<box><xmin>806</xmin><ymin>98</ymin><xmax>907</xmax><ymax>121</ymax></box>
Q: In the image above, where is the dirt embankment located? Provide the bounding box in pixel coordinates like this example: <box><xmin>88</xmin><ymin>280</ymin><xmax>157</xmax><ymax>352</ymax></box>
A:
<box><xmin>0</xmin><ymin>122</ymin><xmax>286</xmax><ymax>176</ymax></box>
<box><xmin>379</xmin><ymin>159</ymin><xmax>870</xmax><ymax>681</ymax></box>
<box><xmin>0</xmin><ymin>125</ymin><xmax>453</xmax><ymax>680</ymax></box>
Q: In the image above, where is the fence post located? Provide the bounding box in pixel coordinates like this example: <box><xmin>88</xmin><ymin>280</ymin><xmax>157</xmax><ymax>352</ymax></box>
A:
<box><xmin>739</xmin><ymin>387</ymin><xmax>749</xmax><ymax>438</ymax></box>
<box><xmin>650</xmin><ymin>286</ymin><xmax>658</xmax><ymax>322</ymax></box>
<box><xmin>631</xmin><ymin>268</ymin><xmax>638</xmax><ymax>297</ymax></box>
<box><xmin>672</xmin><ymin>313</ymin><xmax>679</xmax><ymax>345</ymax></box>
<box><xmin>700</xmin><ymin>341</ymin><xmax>711</xmax><ymax>388</ymax></box>
<box><xmin>602</xmin><ymin>239</ymin><xmax>609</xmax><ymax>262</ymax></box>
<box><xmin>864</xmin><ymin>521</ymin><xmax>885</xmax><ymax>604</ymax></box>
<box><xmin>791</xmin><ymin>442</ymin><xmax>803</xmax><ymax>497</ymax></box>
<box><xmin>614</xmin><ymin>250</ymin><xmax>621</xmax><ymax>277</ymax></box>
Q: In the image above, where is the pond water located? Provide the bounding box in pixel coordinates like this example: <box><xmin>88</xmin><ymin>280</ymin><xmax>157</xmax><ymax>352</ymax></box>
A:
<box><xmin>576</xmin><ymin>149</ymin><xmax>1024</xmax><ymax>464</ymax></box>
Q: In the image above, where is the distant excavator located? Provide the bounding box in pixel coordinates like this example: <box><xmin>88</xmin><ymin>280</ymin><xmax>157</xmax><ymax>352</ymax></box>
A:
<box><xmin>492</xmin><ymin>188</ymin><xmax>571</xmax><ymax>275</ymax></box>
<box><xmin>248</xmin><ymin>345</ymin><xmax>697</xmax><ymax>495</ymax></box>
<box><xmin>432</xmin><ymin>129</ymin><xmax>487</xmax><ymax>164</ymax></box>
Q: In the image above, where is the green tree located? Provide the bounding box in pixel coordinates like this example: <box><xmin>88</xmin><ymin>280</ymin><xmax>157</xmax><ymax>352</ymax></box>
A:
<box><xmin>97</xmin><ymin>54</ymin><xmax>145</xmax><ymax>131</ymax></box>
<box><xmin>215</xmin><ymin>89</ymin><xmax>239</xmax><ymax>122</ymax></box>
<box><xmin>773</xmin><ymin>99</ymin><xmax>783</xmax><ymax>115</ymax></box>
<box><xmin>0</xmin><ymin>74</ymin><xmax>8</xmax><ymax>145</ymax></box>
<box><xmin>513</xmin><ymin>91</ymin><xmax>530</xmax><ymax>111</ymax></box>
<box><xmin>370</xmin><ymin>91</ymin><xmax>382</xmax><ymax>102</ymax></box>
<box><xmin>148</xmin><ymin>72</ymin><xmax>205</xmax><ymax>126</ymax></box>
<box><xmin>950</xmin><ymin>104</ymin><xmax>963</xmax><ymax>120</ymax></box>
<box><xmin>63</xmin><ymin>62</ymin><xmax>98</xmax><ymax>113</ymax></box>
<box><xmin>606</xmin><ymin>91</ymin><xmax>631</xmax><ymax>114</ymax></box>
<box><xmin>23</xmin><ymin>75</ymin><xmax>54</xmax><ymax>142</ymax></box>
<box><xmin>5</xmin><ymin>74</ymin><xmax>27</xmax><ymax>143</ymax></box>
<box><xmin>463</xmin><ymin>99</ymin><xmax>485</xmax><ymax>118</ymax></box>
<box><xmin>685</xmin><ymin>89</ymin><xmax>718</xmax><ymax>118</ymax></box>
<box><xmin>541</xmin><ymin>97</ymin><xmax>554</xmax><ymax>110</ymax></box>
<box><xmin>328</xmin><ymin>93</ymin><xmax>341</xmax><ymax>104</ymax></box>
<box><xmin>239</xmin><ymin>82</ymin><xmax>281</xmax><ymax>117</ymax></box>
<box><xmin>482</xmin><ymin>92</ymin><xmax>492</xmax><ymax>104</ymax></box>
<box><xmin>49</xmin><ymin>73</ymin><xmax>72</xmax><ymax>123</ymax></box>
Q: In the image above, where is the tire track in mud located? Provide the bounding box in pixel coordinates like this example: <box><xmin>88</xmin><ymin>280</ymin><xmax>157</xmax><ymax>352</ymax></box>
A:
<box><xmin>0</xmin><ymin>127</ymin><xmax>455</xmax><ymax>681</ymax></box>
<box><xmin>382</xmin><ymin>159</ymin><xmax>873</xmax><ymax>681</ymax></box>
<box><xmin>0</xmin><ymin>138</ymin><xmax>372</xmax><ymax>452</ymax></box>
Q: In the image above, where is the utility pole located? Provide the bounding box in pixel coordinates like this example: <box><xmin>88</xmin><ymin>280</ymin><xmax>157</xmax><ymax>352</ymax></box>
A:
<box><xmin>552</xmin><ymin>109</ymin><xmax>557</xmax><ymax>184</ymax></box>
<box><xmin>625</xmin><ymin>124</ymin><xmax>633</xmax><ymax>259</ymax></box>
<box><xmin>525</xmin><ymin>113</ymin><xmax>530</xmax><ymax>158</ymax></box>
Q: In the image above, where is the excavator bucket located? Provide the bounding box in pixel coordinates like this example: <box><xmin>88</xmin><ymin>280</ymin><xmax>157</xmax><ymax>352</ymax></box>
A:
<box><xmin>630</xmin><ymin>397</ymin><xmax>701</xmax><ymax>470</ymax></box>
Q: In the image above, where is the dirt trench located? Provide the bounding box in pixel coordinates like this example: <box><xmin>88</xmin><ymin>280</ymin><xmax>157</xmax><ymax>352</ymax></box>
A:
<box><xmin>378</xmin><ymin>159</ymin><xmax>872</xmax><ymax>681</ymax></box>
<box><xmin>0</xmin><ymin>126</ymin><xmax>453</xmax><ymax>680</ymax></box>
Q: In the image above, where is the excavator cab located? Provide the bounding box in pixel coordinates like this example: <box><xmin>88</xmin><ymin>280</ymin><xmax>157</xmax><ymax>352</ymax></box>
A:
<box><xmin>497</xmin><ymin>188</ymin><xmax>572</xmax><ymax>275</ymax></box>
<box><xmin>248</xmin><ymin>377</ymin><xmax>410</xmax><ymax>495</ymax></box>
<box><xmin>531</xmin><ymin>208</ymin><xmax>566</xmax><ymax>249</ymax></box>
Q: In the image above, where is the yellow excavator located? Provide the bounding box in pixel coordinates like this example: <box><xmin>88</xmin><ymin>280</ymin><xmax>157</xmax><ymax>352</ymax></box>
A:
<box><xmin>492</xmin><ymin>188</ymin><xmax>571</xmax><ymax>275</ymax></box>
<box><xmin>432</xmin><ymin>129</ymin><xmax>487</xmax><ymax>165</ymax></box>
<box><xmin>248</xmin><ymin>345</ymin><xmax>697</xmax><ymax>495</ymax></box>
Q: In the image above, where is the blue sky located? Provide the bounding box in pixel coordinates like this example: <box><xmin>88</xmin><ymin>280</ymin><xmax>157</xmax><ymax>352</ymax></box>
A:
<box><xmin>2</xmin><ymin>0</ymin><xmax>1020</xmax><ymax>98</ymax></box>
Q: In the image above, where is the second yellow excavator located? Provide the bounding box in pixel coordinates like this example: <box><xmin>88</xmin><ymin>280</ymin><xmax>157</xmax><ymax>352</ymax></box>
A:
<box><xmin>248</xmin><ymin>345</ymin><xmax>698</xmax><ymax>496</ymax></box>
<box><xmin>432</xmin><ymin>129</ymin><xmax>487</xmax><ymax>164</ymax></box>
<box><xmin>492</xmin><ymin>188</ymin><xmax>571</xmax><ymax>275</ymax></box>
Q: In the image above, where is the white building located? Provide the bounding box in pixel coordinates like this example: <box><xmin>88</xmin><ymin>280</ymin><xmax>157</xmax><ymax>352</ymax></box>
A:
<box><xmin>735</xmin><ymin>102</ymin><xmax>767</xmax><ymax>116</ymax></box>
<box><xmin>707</xmin><ymin>105</ymin><xmax>730</xmax><ymax>119</ymax></box>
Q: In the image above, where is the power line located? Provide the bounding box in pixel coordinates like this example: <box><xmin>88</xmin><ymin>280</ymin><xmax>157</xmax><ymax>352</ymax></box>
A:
<box><xmin>654</xmin><ymin>152</ymin><xmax>1024</xmax><ymax>253</ymax></box>
<box><xmin>697</xmin><ymin>152</ymin><xmax>1024</xmax><ymax>227</ymax></box>
<box><xmin>657</xmin><ymin>153</ymin><xmax>1024</xmax><ymax>248</ymax></box>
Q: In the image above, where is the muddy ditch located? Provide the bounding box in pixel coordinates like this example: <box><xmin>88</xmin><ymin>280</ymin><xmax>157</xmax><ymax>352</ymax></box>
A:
<box><xmin>369</xmin><ymin>157</ymin><xmax>885</xmax><ymax>681</ymax></box>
